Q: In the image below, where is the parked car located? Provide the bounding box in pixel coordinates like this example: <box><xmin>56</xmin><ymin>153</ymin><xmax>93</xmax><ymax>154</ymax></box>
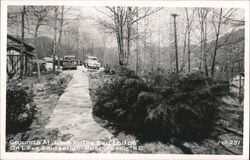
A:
<box><xmin>62</xmin><ymin>55</ymin><xmax>77</xmax><ymax>70</ymax></box>
<box><xmin>84</xmin><ymin>56</ymin><xmax>100</xmax><ymax>69</ymax></box>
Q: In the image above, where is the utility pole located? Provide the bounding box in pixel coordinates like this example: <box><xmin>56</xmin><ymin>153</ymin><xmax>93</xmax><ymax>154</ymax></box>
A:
<box><xmin>171</xmin><ymin>13</ymin><xmax>179</xmax><ymax>73</ymax></box>
<box><xmin>169</xmin><ymin>20</ymin><xmax>173</xmax><ymax>72</ymax></box>
<box><xmin>53</xmin><ymin>7</ymin><xmax>58</xmax><ymax>72</ymax></box>
<box><xmin>19</xmin><ymin>6</ymin><xmax>25</xmax><ymax>79</ymax></box>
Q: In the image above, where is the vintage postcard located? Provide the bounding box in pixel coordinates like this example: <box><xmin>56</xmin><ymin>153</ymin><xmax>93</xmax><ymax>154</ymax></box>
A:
<box><xmin>0</xmin><ymin>0</ymin><xmax>249</xmax><ymax>160</ymax></box>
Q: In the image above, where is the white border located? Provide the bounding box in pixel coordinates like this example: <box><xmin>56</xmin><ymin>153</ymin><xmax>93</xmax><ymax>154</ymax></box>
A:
<box><xmin>1</xmin><ymin>1</ymin><xmax>249</xmax><ymax>160</ymax></box>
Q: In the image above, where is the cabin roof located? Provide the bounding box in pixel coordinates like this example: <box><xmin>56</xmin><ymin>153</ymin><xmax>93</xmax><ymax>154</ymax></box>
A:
<box><xmin>7</xmin><ymin>46</ymin><xmax>34</xmax><ymax>57</ymax></box>
<box><xmin>7</xmin><ymin>34</ymin><xmax>35</xmax><ymax>53</ymax></box>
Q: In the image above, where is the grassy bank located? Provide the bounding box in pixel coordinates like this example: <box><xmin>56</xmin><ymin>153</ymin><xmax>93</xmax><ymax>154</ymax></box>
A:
<box><xmin>6</xmin><ymin>73</ymin><xmax>72</xmax><ymax>152</ymax></box>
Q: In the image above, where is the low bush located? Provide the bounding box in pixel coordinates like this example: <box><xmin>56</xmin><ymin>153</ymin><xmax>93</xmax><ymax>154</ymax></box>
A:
<box><xmin>93</xmin><ymin>67</ymin><xmax>226</xmax><ymax>142</ymax></box>
<box><xmin>6</xmin><ymin>81</ymin><xmax>37</xmax><ymax>134</ymax></box>
<box><xmin>93</xmin><ymin>74</ymin><xmax>148</xmax><ymax>129</ymax></box>
<box><xmin>45</xmin><ymin>74</ymin><xmax>72</xmax><ymax>96</ymax></box>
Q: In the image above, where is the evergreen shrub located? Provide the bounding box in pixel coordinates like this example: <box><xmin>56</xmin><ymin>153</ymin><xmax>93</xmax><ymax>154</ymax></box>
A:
<box><xmin>6</xmin><ymin>81</ymin><xmax>37</xmax><ymax>134</ymax></box>
<box><xmin>93</xmin><ymin>67</ymin><xmax>225</xmax><ymax>142</ymax></box>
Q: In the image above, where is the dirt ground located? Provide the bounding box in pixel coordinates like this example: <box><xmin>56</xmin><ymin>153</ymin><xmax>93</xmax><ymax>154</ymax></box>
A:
<box><xmin>89</xmin><ymin>71</ymin><xmax>243</xmax><ymax>154</ymax></box>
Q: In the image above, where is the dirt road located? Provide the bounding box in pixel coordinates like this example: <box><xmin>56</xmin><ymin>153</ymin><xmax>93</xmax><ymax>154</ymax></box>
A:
<box><xmin>45</xmin><ymin>66</ymin><xmax>119</xmax><ymax>153</ymax></box>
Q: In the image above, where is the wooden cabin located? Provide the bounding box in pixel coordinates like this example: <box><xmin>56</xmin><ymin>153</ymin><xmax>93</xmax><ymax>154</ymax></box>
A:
<box><xmin>7</xmin><ymin>35</ymin><xmax>35</xmax><ymax>79</ymax></box>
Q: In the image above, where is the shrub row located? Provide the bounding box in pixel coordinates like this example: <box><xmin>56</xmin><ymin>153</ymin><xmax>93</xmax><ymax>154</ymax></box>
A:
<box><xmin>6</xmin><ymin>74</ymin><xmax>72</xmax><ymax>135</ymax></box>
<box><xmin>93</xmin><ymin>67</ymin><xmax>229</xmax><ymax>142</ymax></box>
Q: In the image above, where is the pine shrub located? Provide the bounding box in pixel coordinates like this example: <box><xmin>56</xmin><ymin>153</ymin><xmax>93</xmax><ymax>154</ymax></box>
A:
<box><xmin>6</xmin><ymin>81</ymin><xmax>37</xmax><ymax>134</ymax></box>
<box><xmin>93</xmin><ymin>67</ymin><xmax>224</xmax><ymax>142</ymax></box>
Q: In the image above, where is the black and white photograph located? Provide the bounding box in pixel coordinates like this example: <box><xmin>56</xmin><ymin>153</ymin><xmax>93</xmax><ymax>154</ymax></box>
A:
<box><xmin>0</xmin><ymin>0</ymin><xmax>249</xmax><ymax>160</ymax></box>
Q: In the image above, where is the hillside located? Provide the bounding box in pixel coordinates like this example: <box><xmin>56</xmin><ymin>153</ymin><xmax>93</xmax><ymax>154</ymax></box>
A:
<box><xmin>22</xmin><ymin>28</ymin><xmax>244</xmax><ymax>80</ymax></box>
<box><xmin>206</xmin><ymin>29</ymin><xmax>244</xmax><ymax>80</ymax></box>
<box><xmin>25</xmin><ymin>37</ymin><xmax>54</xmax><ymax>59</ymax></box>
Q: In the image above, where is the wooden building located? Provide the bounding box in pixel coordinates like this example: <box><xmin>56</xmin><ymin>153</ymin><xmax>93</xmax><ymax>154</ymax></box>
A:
<box><xmin>7</xmin><ymin>35</ymin><xmax>35</xmax><ymax>79</ymax></box>
<box><xmin>230</xmin><ymin>72</ymin><xmax>244</xmax><ymax>97</ymax></box>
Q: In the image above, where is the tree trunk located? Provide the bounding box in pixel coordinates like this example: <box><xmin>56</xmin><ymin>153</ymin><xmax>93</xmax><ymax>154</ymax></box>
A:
<box><xmin>158</xmin><ymin>16</ymin><xmax>161</xmax><ymax>69</ymax></box>
<box><xmin>200</xmin><ymin>16</ymin><xmax>208</xmax><ymax>76</ymax></box>
<box><xmin>182</xmin><ymin>25</ymin><xmax>187</xmax><ymax>72</ymax></box>
<box><xmin>34</xmin><ymin>27</ymin><xmax>41</xmax><ymax>79</ymax></box>
<box><xmin>53</xmin><ymin>7</ymin><xmax>58</xmax><ymax>72</ymax></box>
<box><xmin>172</xmin><ymin>14</ymin><xmax>179</xmax><ymax>73</ymax></box>
<box><xmin>151</xmin><ymin>46</ymin><xmax>154</xmax><ymax>72</ymax></box>
<box><xmin>117</xmin><ymin>31</ymin><xmax>125</xmax><ymax>65</ymax></box>
<box><xmin>115</xmin><ymin>26</ymin><xmax>123</xmax><ymax>66</ymax></box>
<box><xmin>142</xmin><ymin>19</ymin><xmax>147</xmax><ymax>72</ymax></box>
<box><xmin>58</xmin><ymin>6</ymin><xmax>64</xmax><ymax>69</ymax></box>
<box><xmin>118</xmin><ymin>27</ymin><xmax>125</xmax><ymax>65</ymax></box>
<box><xmin>114</xmin><ymin>7</ymin><xmax>126</xmax><ymax>66</ymax></box>
<box><xmin>185</xmin><ymin>8</ymin><xmax>192</xmax><ymax>72</ymax></box>
<box><xmin>187</xmin><ymin>29</ymin><xmax>191</xmax><ymax>72</ymax></box>
<box><xmin>204</xmin><ymin>17</ymin><xmax>208</xmax><ymax>76</ymax></box>
<box><xmin>76</xmin><ymin>24</ymin><xmax>79</xmax><ymax>63</ymax></box>
<box><xmin>135</xmin><ymin>7</ymin><xmax>139</xmax><ymax>73</ymax></box>
<box><xmin>19</xmin><ymin>6</ymin><xmax>25</xmax><ymax>79</ymax></box>
<box><xmin>125</xmin><ymin>7</ymin><xmax>132</xmax><ymax>65</ymax></box>
<box><xmin>211</xmin><ymin>8</ymin><xmax>222</xmax><ymax>78</ymax></box>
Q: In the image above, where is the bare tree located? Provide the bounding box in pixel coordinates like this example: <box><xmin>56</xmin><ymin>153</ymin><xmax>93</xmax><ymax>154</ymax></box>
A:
<box><xmin>171</xmin><ymin>13</ymin><xmax>179</xmax><ymax>73</ymax></box>
<box><xmin>135</xmin><ymin>7</ymin><xmax>140</xmax><ymax>73</ymax></box>
<box><xmin>97</xmin><ymin>7</ymin><xmax>161</xmax><ymax>66</ymax></box>
<box><xmin>184</xmin><ymin>8</ymin><xmax>194</xmax><ymax>72</ymax></box>
<box><xmin>157</xmin><ymin>13</ymin><xmax>161</xmax><ymax>70</ymax></box>
<box><xmin>57</xmin><ymin>6</ymin><xmax>64</xmax><ymax>69</ymax></box>
<box><xmin>210</xmin><ymin>8</ymin><xmax>238</xmax><ymax>78</ymax></box>
<box><xmin>76</xmin><ymin>23</ymin><xmax>80</xmax><ymax>61</ymax></box>
<box><xmin>52</xmin><ymin>6</ymin><xmax>58</xmax><ymax>72</ymax></box>
<box><xmin>196</xmin><ymin>8</ymin><xmax>210</xmax><ymax>76</ymax></box>
<box><xmin>141</xmin><ymin>18</ymin><xmax>150</xmax><ymax>73</ymax></box>
<box><xmin>27</xmin><ymin>6</ymin><xmax>53</xmax><ymax>77</ymax></box>
<box><xmin>59</xmin><ymin>8</ymin><xmax>85</xmax><ymax>62</ymax></box>
<box><xmin>27</xmin><ymin>6</ymin><xmax>53</xmax><ymax>38</ymax></box>
<box><xmin>19</xmin><ymin>6</ymin><xmax>26</xmax><ymax>79</ymax></box>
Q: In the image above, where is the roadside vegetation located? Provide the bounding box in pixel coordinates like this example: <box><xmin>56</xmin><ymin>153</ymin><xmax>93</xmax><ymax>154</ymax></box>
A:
<box><xmin>6</xmin><ymin>80</ymin><xmax>37</xmax><ymax>134</ymax></box>
<box><xmin>6</xmin><ymin>73</ymin><xmax>72</xmax><ymax>151</ymax></box>
<box><xmin>89</xmin><ymin>66</ymin><xmax>242</xmax><ymax>154</ymax></box>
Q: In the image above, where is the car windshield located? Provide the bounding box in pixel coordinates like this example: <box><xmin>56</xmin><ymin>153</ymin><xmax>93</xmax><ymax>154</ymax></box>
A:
<box><xmin>65</xmin><ymin>56</ymin><xmax>76</xmax><ymax>60</ymax></box>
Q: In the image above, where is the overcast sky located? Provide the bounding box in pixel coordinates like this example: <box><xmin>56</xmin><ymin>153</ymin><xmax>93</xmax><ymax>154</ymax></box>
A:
<box><xmin>7</xmin><ymin>6</ymin><xmax>245</xmax><ymax>48</ymax></box>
